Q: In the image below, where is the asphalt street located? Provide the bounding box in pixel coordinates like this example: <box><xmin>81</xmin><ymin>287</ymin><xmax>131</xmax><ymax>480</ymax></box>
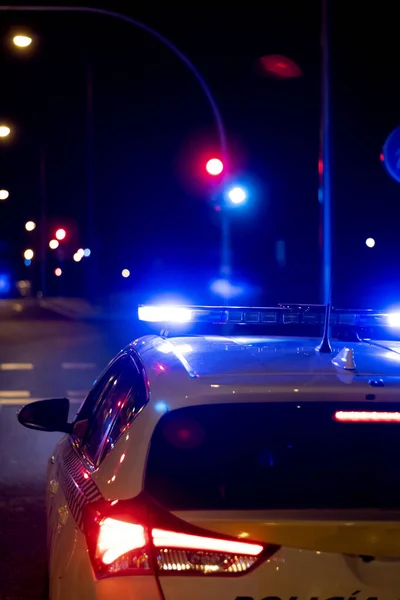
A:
<box><xmin>0</xmin><ymin>302</ymin><xmax>138</xmax><ymax>600</ymax></box>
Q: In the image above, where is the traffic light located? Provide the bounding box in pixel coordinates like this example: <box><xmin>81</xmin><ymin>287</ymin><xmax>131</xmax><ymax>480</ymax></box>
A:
<box><xmin>206</xmin><ymin>158</ymin><xmax>224</xmax><ymax>176</ymax></box>
<box><xmin>227</xmin><ymin>186</ymin><xmax>247</xmax><ymax>205</ymax></box>
<box><xmin>55</xmin><ymin>228</ymin><xmax>66</xmax><ymax>241</ymax></box>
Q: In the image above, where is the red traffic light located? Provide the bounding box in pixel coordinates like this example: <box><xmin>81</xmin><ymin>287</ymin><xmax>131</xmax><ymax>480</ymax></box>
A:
<box><xmin>206</xmin><ymin>158</ymin><xmax>224</xmax><ymax>176</ymax></box>
<box><xmin>55</xmin><ymin>228</ymin><xmax>66</xmax><ymax>241</ymax></box>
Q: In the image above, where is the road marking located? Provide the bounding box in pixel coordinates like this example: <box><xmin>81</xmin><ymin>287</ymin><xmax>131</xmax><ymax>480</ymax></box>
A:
<box><xmin>62</xmin><ymin>363</ymin><xmax>97</xmax><ymax>370</ymax></box>
<box><xmin>0</xmin><ymin>397</ymin><xmax>84</xmax><ymax>406</ymax></box>
<box><xmin>0</xmin><ymin>399</ymin><xmax>37</xmax><ymax>405</ymax></box>
<box><xmin>67</xmin><ymin>390</ymin><xmax>87</xmax><ymax>398</ymax></box>
<box><xmin>0</xmin><ymin>363</ymin><xmax>34</xmax><ymax>370</ymax></box>
<box><xmin>0</xmin><ymin>390</ymin><xmax>30</xmax><ymax>398</ymax></box>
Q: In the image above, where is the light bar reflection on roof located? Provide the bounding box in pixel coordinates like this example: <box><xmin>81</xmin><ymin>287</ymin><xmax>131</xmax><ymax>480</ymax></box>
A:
<box><xmin>138</xmin><ymin>305</ymin><xmax>193</xmax><ymax>323</ymax></box>
<box><xmin>335</xmin><ymin>411</ymin><xmax>400</xmax><ymax>423</ymax></box>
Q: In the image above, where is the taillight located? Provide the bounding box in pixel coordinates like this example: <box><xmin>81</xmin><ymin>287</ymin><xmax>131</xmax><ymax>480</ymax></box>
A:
<box><xmin>152</xmin><ymin>528</ymin><xmax>264</xmax><ymax>575</ymax></box>
<box><xmin>84</xmin><ymin>495</ymin><xmax>277</xmax><ymax>579</ymax></box>
<box><xmin>97</xmin><ymin>518</ymin><xmax>147</xmax><ymax>566</ymax></box>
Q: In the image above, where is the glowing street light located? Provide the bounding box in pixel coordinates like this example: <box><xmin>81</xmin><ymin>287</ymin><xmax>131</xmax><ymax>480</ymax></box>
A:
<box><xmin>25</xmin><ymin>221</ymin><xmax>36</xmax><ymax>231</ymax></box>
<box><xmin>122</xmin><ymin>269</ymin><xmax>130</xmax><ymax>278</ymax></box>
<box><xmin>366</xmin><ymin>237</ymin><xmax>375</xmax><ymax>248</ymax></box>
<box><xmin>54</xmin><ymin>267</ymin><xmax>62</xmax><ymax>277</ymax></box>
<box><xmin>0</xmin><ymin>189</ymin><xmax>9</xmax><ymax>200</ymax></box>
<box><xmin>13</xmin><ymin>34</ymin><xmax>32</xmax><ymax>48</ymax></box>
<box><xmin>73</xmin><ymin>249</ymin><xmax>84</xmax><ymax>262</ymax></box>
<box><xmin>0</xmin><ymin>125</ymin><xmax>11</xmax><ymax>138</ymax></box>
<box><xmin>49</xmin><ymin>239</ymin><xmax>59</xmax><ymax>249</ymax></box>
<box><xmin>23</xmin><ymin>248</ymin><xmax>34</xmax><ymax>260</ymax></box>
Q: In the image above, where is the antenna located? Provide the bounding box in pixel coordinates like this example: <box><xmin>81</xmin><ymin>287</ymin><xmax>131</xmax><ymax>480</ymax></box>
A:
<box><xmin>316</xmin><ymin>301</ymin><xmax>332</xmax><ymax>353</ymax></box>
<box><xmin>320</xmin><ymin>0</ymin><xmax>332</xmax><ymax>307</ymax></box>
<box><xmin>316</xmin><ymin>0</ymin><xmax>332</xmax><ymax>355</ymax></box>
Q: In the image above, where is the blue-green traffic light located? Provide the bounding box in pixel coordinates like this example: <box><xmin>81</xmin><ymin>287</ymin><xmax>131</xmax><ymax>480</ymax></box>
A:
<box><xmin>227</xmin><ymin>186</ymin><xmax>247</xmax><ymax>205</ymax></box>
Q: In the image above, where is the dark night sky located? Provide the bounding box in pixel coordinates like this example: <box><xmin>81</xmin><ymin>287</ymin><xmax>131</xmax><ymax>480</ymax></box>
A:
<box><xmin>0</xmin><ymin>1</ymin><xmax>399</xmax><ymax>308</ymax></box>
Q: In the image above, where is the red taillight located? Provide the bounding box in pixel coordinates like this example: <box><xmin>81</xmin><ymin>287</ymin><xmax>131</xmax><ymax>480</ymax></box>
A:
<box><xmin>84</xmin><ymin>496</ymin><xmax>276</xmax><ymax>579</ymax></box>
<box><xmin>152</xmin><ymin>529</ymin><xmax>263</xmax><ymax>555</ymax></box>
<box><xmin>152</xmin><ymin>528</ymin><xmax>264</xmax><ymax>575</ymax></box>
<box><xmin>97</xmin><ymin>518</ymin><xmax>146</xmax><ymax>565</ymax></box>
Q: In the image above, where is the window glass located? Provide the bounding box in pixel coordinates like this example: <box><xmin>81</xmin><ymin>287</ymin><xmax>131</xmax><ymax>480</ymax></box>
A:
<box><xmin>74</xmin><ymin>362</ymin><xmax>117</xmax><ymax>423</ymax></box>
<box><xmin>102</xmin><ymin>357</ymin><xmax>148</xmax><ymax>458</ymax></box>
<box><xmin>145</xmin><ymin>401</ymin><xmax>400</xmax><ymax>510</ymax></box>
<box><xmin>82</xmin><ymin>355</ymin><xmax>135</xmax><ymax>463</ymax></box>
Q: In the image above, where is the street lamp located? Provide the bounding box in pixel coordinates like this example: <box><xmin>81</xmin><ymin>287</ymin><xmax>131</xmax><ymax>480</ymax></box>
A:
<box><xmin>0</xmin><ymin>189</ymin><xmax>9</xmax><ymax>200</ymax></box>
<box><xmin>23</xmin><ymin>249</ymin><xmax>34</xmax><ymax>260</ymax></box>
<box><xmin>0</xmin><ymin>125</ymin><xmax>10</xmax><ymax>138</ymax></box>
<box><xmin>0</xmin><ymin>5</ymin><xmax>227</xmax><ymax>159</ymax></box>
<box><xmin>13</xmin><ymin>34</ymin><xmax>32</xmax><ymax>48</ymax></box>
<box><xmin>25</xmin><ymin>221</ymin><xmax>36</xmax><ymax>231</ymax></box>
<box><xmin>49</xmin><ymin>239</ymin><xmax>59</xmax><ymax>249</ymax></box>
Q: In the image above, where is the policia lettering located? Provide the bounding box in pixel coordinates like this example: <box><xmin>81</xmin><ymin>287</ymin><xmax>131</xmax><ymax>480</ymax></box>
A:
<box><xmin>235</xmin><ymin>597</ymin><xmax>378</xmax><ymax>600</ymax></box>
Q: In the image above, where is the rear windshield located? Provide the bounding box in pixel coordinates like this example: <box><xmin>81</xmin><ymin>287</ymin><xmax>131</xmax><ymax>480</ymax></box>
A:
<box><xmin>144</xmin><ymin>402</ymin><xmax>400</xmax><ymax>510</ymax></box>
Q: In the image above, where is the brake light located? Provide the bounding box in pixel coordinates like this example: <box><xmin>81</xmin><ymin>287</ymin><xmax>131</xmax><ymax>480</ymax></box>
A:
<box><xmin>152</xmin><ymin>528</ymin><xmax>264</xmax><ymax>575</ymax></box>
<box><xmin>98</xmin><ymin>518</ymin><xmax>146</xmax><ymax>565</ymax></box>
<box><xmin>152</xmin><ymin>529</ymin><xmax>263</xmax><ymax>555</ymax></box>
<box><xmin>84</xmin><ymin>496</ymin><xmax>276</xmax><ymax>579</ymax></box>
<box><xmin>335</xmin><ymin>410</ymin><xmax>400</xmax><ymax>422</ymax></box>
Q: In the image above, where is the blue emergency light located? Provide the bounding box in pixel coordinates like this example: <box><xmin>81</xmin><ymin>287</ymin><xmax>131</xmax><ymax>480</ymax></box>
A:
<box><xmin>138</xmin><ymin>303</ymin><xmax>400</xmax><ymax>328</ymax></box>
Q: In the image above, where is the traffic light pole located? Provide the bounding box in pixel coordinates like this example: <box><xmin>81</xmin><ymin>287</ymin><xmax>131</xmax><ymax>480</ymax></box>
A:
<box><xmin>85</xmin><ymin>54</ymin><xmax>95</xmax><ymax>301</ymax></box>
<box><xmin>320</xmin><ymin>0</ymin><xmax>332</xmax><ymax>305</ymax></box>
<box><xmin>220</xmin><ymin>211</ymin><xmax>231</xmax><ymax>278</ymax></box>
<box><xmin>39</xmin><ymin>145</ymin><xmax>47</xmax><ymax>297</ymax></box>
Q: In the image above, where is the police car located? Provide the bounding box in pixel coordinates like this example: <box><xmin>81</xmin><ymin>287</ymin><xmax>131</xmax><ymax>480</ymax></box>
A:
<box><xmin>17</xmin><ymin>304</ymin><xmax>400</xmax><ymax>600</ymax></box>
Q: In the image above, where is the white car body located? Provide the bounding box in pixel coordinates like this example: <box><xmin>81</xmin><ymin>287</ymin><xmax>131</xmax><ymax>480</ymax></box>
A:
<box><xmin>43</xmin><ymin>334</ymin><xmax>400</xmax><ymax>600</ymax></box>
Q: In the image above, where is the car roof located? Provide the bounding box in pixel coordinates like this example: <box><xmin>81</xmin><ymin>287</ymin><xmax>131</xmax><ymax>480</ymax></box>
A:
<box><xmin>95</xmin><ymin>334</ymin><xmax>400</xmax><ymax>498</ymax></box>
<box><xmin>126</xmin><ymin>334</ymin><xmax>400</xmax><ymax>410</ymax></box>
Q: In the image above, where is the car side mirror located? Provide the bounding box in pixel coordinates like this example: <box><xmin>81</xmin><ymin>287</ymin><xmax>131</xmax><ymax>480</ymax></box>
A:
<box><xmin>18</xmin><ymin>397</ymin><xmax>72</xmax><ymax>433</ymax></box>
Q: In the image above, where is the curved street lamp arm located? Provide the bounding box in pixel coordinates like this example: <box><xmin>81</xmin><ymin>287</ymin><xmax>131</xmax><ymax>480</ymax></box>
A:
<box><xmin>0</xmin><ymin>4</ymin><xmax>227</xmax><ymax>161</ymax></box>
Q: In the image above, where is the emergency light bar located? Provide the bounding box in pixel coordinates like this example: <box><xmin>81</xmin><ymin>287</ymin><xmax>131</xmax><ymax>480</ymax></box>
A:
<box><xmin>138</xmin><ymin>304</ymin><xmax>400</xmax><ymax>328</ymax></box>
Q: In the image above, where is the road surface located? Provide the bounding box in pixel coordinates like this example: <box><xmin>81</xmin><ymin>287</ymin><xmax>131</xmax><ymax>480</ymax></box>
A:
<box><xmin>0</xmin><ymin>302</ymin><xmax>138</xmax><ymax>599</ymax></box>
